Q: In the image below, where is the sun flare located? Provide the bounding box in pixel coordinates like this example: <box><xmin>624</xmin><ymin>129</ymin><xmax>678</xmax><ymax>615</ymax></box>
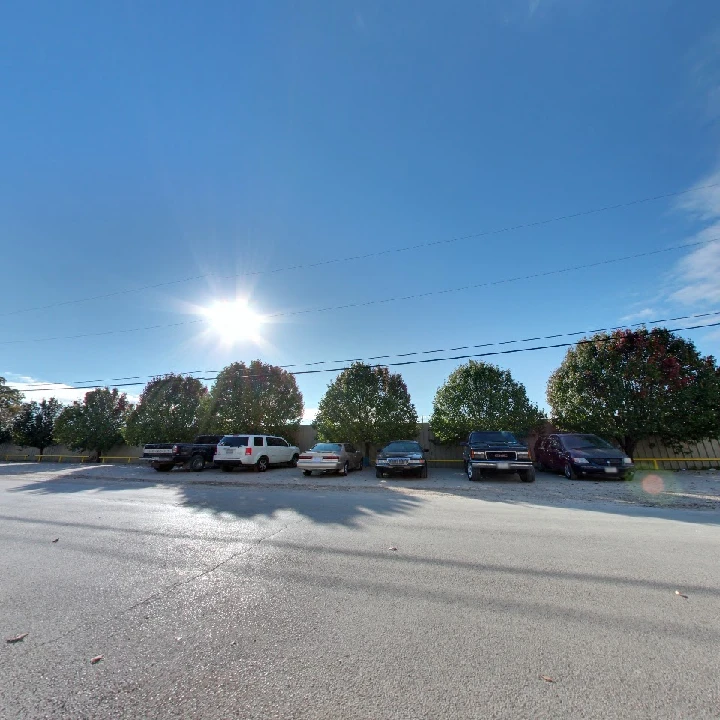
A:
<box><xmin>201</xmin><ymin>300</ymin><xmax>264</xmax><ymax>343</ymax></box>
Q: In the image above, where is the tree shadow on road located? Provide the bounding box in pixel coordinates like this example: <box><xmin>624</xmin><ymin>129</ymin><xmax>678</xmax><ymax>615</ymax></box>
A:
<box><xmin>4</xmin><ymin>464</ymin><xmax>423</xmax><ymax>527</ymax></box>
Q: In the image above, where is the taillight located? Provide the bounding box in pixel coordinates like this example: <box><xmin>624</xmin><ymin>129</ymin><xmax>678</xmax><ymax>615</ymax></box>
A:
<box><xmin>172</xmin><ymin>445</ymin><xmax>180</xmax><ymax>454</ymax></box>
<box><xmin>324</xmin><ymin>455</ymin><xmax>339</xmax><ymax>460</ymax></box>
<box><xmin>299</xmin><ymin>455</ymin><xmax>312</xmax><ymax>460</ymax></box>
<box><xmin>245</xmin><ymin>447</ymin><xmax>253</xmax><ymax>456</ymax></box>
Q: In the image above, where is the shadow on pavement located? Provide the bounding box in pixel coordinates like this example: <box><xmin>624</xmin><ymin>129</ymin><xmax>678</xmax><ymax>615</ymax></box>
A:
<box><xmin>4</xmin><ymin>464</ymin><xmax>423</xmax><ymax>527</ymax></box>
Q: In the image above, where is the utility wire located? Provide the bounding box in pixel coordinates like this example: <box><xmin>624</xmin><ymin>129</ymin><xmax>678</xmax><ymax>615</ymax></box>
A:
<box><xmin>16</xmin><ymin>318</ymin><xmax>720</xmax><ymax>393</ymax></box>
<box><xmin>2</xmin><ymin>237</ymin><xmax>717</xmax><ymax>346</ymax></box>
<box><xmin>19</xmin><ymin>308</ymin><xmax>720</xmax><ymax>387</ymax></box>
<box><xmin>1</xmin><ymin>181</ymin><xmax>717</xmax><ymax>319</ymax></box>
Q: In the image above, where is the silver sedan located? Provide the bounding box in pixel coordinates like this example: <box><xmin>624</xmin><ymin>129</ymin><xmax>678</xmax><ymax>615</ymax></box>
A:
<box><xmin>297</xmin><ymin>443</ymin><xmax>364</xmax><ymax>476</ymax></box>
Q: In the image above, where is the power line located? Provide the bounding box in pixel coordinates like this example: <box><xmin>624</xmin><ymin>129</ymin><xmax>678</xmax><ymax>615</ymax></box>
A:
<box><xmin>2</xmin><ymin>236</ymin><xmax>717</xmax><ymax>346</ymax></box>
<box><xmin>19</xmin><ymin>307</ymin><xmax>720</xmax><ymax>387</ymax></box>
<box><xmin>16</xmin><ymin>317</ymin><xmax>720</xmax><ymax>393</ymax></box>
<box><xmin>1</xmin><ymin>181</ymin><xmax>718</xmax><ymax>319</ymax></box>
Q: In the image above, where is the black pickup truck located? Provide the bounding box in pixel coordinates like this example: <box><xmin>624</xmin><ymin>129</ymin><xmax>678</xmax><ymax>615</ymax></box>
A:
<box><xmin>462</xmin><ymin>430</ymin><xmax>535</xmax><ymax>483</ymax></box>
<box><xmin>141</xmin><ymin>435</ymin><xmax>223</xmax><ymax>472</ymax></box>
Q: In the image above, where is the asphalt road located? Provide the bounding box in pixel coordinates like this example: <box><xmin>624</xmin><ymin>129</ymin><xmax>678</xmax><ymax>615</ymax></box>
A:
<box><xmin>1</xmin><ymin>470</ymin><xmax>719</xmax><ymax>719</ymax></box>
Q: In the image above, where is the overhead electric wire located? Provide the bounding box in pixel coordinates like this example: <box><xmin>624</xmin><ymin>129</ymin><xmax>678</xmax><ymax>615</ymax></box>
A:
<box><xmin>3</xmin><ymin>236</ymin><xmax>718</xmax><ymax>346</ymax></box>
<box><xmin>20</xmin><ymin>307</ymin><xmax>720</xmax><ymax>388</ymax></box>
<box><xmin>1</xmin><ymin>181</ymin><xmax>718</xmax><ymax>319</ymax></box>
<box><xmin>16</xmin><ymin>315</ymin><xmax>720</xmax><ymax>393</ymax></box>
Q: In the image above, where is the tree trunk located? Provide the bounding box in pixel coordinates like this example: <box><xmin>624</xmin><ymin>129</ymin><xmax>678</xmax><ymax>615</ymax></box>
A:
<box><xmin>621</xmin><ymin>436</ymin><xmax>638</xmax><ymax>460</ymax></box>
<box><xmin>364</xmin><ymin>441</ymin><xmax>370</xmax><ymax>465</ymax></box>
<box><xmin>38</xmin><ymin>447</ymin><xmax>44</xmax><ymax>457</ymax></box>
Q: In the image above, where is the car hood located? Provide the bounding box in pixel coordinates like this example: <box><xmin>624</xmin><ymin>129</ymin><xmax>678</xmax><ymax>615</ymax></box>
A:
<box><xmin>379</xmin><ymin>451</ymin><xmax>423</xmax><ymax>458</ymax></box>
<box><xmin>569</xmin><ymin>447</ymin><xmax>625</xmax><ymax>459</ymax></box>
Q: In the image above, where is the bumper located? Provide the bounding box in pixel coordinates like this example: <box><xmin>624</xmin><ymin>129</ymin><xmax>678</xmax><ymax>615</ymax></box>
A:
<box><xmin>573</xmin><ymin>463</ymin><xmax>633</xmax><ymax>477</ymax></box>
<box><xmin>376</xmin><ymin>461</ymin><xmax>425</xmax><ymax>473</ymax></box>
<box><xmin>470</xmin><ymin>461</ymin><xmax>533</xmax><ymax>472</ymax></box>
<box><xmin>213</xmin><ymin>458</ymin><xmax>255</xmax><ymax>467</ymax></box>
<box><xmin>297</xmin><ymin>461</ymin><xmax>343</xmax><ymax>471</ymax></box>
<box><xmin>142</xmin><ymin>456</ymin><xmax>177</xmax><ymax>464</ymax></box>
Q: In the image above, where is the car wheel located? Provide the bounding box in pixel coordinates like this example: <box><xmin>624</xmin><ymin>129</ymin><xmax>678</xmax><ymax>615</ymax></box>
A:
<box><xmin>189</xmin><ymin>454</ymin><xmax>205</xmax><ymax>472</ymax></box>
<box><xmin>302</xmin><ymin>469</ymin><xmax>312</xmax><ymax>476</ymax></box>
<box><xmin>255</xmin><ymin>456</ymin><xmax>269</xmax><ymax>473</ymax></box>
<box><xmin>564</xmin><ymin>462</ymin><xmax>578</xmax><ymax>480</ymax></box>
<box><xmin>535</xmin><ymin>460</ymin><xmax>547</xmax><ymax>472</ymax></box>
<box><xmin>420</xmin><ymin>464</ymin><xmax>428</xmax><ymax>479</ymax></box>
<box><xmin>339</xmin><ymin>461</ymin><xmax>349</xmax><ymax>476</ymax></box>
<box><xmin>220</xmin><ymin>465</ymin><xmax>233</xmax><ymax>472</ymax></box>
<box><xmin>290</xmin><ymin>454</ymin><xmax>299</xmax><ymax>468</ymax></box>
<box><xmin>462</xmin><ymin>460</ymin><xmax>468</xmax><ymax>474</ymax></box>
<box><xmin>520</xmin><ymin>467</ymin><xmax>536</xmax><ymax>483</ymax></box>
<box><xmin>154</xmin><ymin>464</ymin><xmax>173</xmax><ymax>472</ymax></box>
<box><xmin>375</xmin><ymin>468</ymin><xmax>384</xmax><ymax>479</ymax></box>
<box><xmin>467</xmin><ymin>462</ymin><xmax>479</xmax><ymax>481</ymax></box>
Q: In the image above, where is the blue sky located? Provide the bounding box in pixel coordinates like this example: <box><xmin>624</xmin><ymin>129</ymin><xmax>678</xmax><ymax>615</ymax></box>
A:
<box><xmin>2</xmin><ymin>0</ymin><xmax>720</xmax><ymax>421</ymax></box>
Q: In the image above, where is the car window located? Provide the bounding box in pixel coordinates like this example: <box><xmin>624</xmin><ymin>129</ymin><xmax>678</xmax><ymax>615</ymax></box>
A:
<box><xmin>253</xmin><ymin>436</ymin><xmax>264</xmax><ymax>447</ymax></box>
<box><xmin>311</xmin><ymin>443</ymin><xmax>342</xmax><ymax>452</ymax></box>
<box><xmin>469</xmin><ymin>431</ymin><xmax>518</xmax><ymax>444</ymax></box>
<box><xmin>219</xmin><ymin>436</ymin><xmax>248</xmax><ymax>447</ymax></box>
<box><xmin>383</xmin><ymin>441</ymin><xmax>422</xmax><ymax>453</ymax></box>
<box><xmin>345</xmin><ymin>444</ymin><xmax>356</xmax><ymax>453</ymax></box>
<box><xmin>277</xmin><ymin>438</ymin><xmax>289</xmax><ymax>447</ymax></box>
<box><xmin>561</xmin><ymin>434</ymin><xmax>615</xmax><ymax>450</ymax></box>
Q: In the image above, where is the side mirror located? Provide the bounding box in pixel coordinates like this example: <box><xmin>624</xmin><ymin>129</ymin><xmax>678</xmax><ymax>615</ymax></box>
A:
<box><xmin>424</xmin><ymin>448</ymin><xmax>430</xmax><ymax>453</ymax></box>
<box><xmin>459</xmin><ymin>441</ymin><xmax>467</xmax><ymax>447</ymax></box>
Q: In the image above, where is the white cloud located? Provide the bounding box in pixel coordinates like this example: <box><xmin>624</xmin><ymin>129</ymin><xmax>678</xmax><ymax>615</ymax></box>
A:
<box><xmin>302</xmin><ymin>407</ymin><xmax>317</xmax><ymax>423</ymax></box>
<box><xmin>620</xmin><ymin>307</ymin><xmax>656</xmax><ymax>323</ymax></box>
<box><xmin>4</xmin><ymin>373</ymin><xmax>139</xmax><ymax>405</ymax></box>
<box><xmin>669</xmin><ymin>166</ymin><xmax>720</xmax><ymax>306</ymax></box>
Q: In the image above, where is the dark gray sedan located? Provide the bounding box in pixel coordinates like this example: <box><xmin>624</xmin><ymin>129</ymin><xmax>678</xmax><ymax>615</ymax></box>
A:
<box><xmin>376</xmin><ymin>440</ymin><xmax>430</xmax><ymax>479</ymax></box>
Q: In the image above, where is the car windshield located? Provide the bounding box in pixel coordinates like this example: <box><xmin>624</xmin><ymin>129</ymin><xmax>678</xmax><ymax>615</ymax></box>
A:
<box><xmin>219</xmin><ymin>436</ymin><xmax>249</xmax><ymax>447</ymax></box>
<box><xmin>311</xmin><ymin>443</ymin><xmax>342</xmax><ymax>452</ymax></box>
<box><xmin>469</xmin><ymin>431</ymin><xmax>518</xmax><ymax>444</ymax></box>
<box><xmin>561</xmin><ymin>434</ymin><xmax>615</xmax><ymax>450</ymax></box>
<box><xmin>383</xmin><ymin>442</ymin><xmax>422</xmax><ymax>453</ymax></box>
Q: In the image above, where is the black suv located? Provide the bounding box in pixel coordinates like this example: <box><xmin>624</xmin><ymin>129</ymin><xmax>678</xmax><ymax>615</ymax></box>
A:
<box><xmin>376</xmin><ymin>441</ymin><xmax>430</xmax><ymax>478</ymax></box>
<box><xmin>462</xmin><ymin>430</ymin><xmax>535</xmax><ymax>482</ymax></box>
<box><xmin>534</xmin><ymin>433</ymin><xmax>634</xmax><ymax>480</ymax></box>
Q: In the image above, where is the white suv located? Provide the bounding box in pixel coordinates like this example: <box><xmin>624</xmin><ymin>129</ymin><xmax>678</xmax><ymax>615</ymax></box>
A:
<box><xmin>214</xmin><ymin>434</ymin><xmax>300</xmax><ymax>473</ymax></box>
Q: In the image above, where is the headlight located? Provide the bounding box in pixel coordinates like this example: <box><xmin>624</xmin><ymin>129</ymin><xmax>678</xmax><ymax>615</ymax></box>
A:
<box><xmin>572</xmin><ymin>457</ymin><xmax>589</xmax><ymax>464</ymax></box>
<box><xmin>408</xmin><ymin>453</ymin><xmax>423</xmax><ymax>459</ymax></box>
<box><xmin>471</xmin><ymin>451</ymin><xmax>486</xmax><ymax>459</ymax></box>
<box><xmin>517</xmin><ymin>452</ymin><xmax>530</xmax><ymax>459</ymax></box>
<box><xmin>623</xmin><ymin>457</ymin><xmax>633</xmax><ymax>465</ymax></box>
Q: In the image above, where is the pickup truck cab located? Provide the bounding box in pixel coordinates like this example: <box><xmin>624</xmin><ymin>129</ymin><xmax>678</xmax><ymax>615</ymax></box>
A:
<box><xmin>214</xmin><ymin>434</ymin><xmax>300</xmax><ymax>473</ymax></box>
<box><xmin>462</xmin><ymin>430</ymin><xmax>535</xmax><ymax>483</ymax></box>
<box><xmin>142</xmin><ymin>435</ymin><xmax>223</xmax><ymax>472</ymax></box>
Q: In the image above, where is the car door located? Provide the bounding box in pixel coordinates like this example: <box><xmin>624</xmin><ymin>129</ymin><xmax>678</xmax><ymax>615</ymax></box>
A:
<box><xmin>275</xmin><ymin>437</ymin><xmax>292</xmax><ymax>463</ymax></box>
<box><xmin>344</xmin><ymin>443</ymin><xmax>361</xmax><ymax>469</ymax></box>
<box><xmin>546</xmin><ymin>436</ymin><xmax>562</xmax><ymax>471</ymax></box>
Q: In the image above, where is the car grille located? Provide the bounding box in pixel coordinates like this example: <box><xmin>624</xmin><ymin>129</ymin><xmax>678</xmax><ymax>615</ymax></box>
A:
<box><xmin>589</xmin><ymin>458</ymin><xmax>622</xmax><ymax>466</ymax></box>
<box><xmin>486</xmin><ymin>451</ymin><xmax>517</xmax><ymax>461</ymax></box>
<box><xmin>388</xmin><ymin>458</ymin><xmax>407</xmax><ymax>465</ymax></box>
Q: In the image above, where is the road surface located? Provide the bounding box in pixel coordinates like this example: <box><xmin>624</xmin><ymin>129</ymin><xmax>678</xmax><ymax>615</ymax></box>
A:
<box><xmin>1</xmin><ymin>467</ymin><xmax>719</xmax><ymax>719</ymax></box>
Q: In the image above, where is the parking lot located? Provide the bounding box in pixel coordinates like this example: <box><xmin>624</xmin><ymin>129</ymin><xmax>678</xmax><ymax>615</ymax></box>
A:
<box><xmin>2</xmin><ymin>460</ymin><xmax>718</xmax><ymax>513</ymax></box>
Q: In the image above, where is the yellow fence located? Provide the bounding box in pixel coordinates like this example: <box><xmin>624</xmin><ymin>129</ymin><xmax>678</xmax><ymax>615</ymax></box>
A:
<box><xmin>1</xmin><ymin>454</ymin><xmax>140</xmax><ymax>464</ymax></box>
<box><xmin>634</xmin><ymin>457</ymin><xmax>720</xmax><ymax>470</ymax></box>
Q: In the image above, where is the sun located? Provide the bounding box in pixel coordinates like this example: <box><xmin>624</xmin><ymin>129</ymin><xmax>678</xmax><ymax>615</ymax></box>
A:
<box><xmin>201</xmin><ymin>300</ymin><xmax>264</xmax><ymax>342</ymax></box>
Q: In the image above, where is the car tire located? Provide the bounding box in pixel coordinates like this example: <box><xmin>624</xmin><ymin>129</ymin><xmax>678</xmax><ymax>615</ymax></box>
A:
<box><xmin>564</xmin><ymin>462</ymin><xmax>578</xmax><ymax>480</ymax></box>
<box><xmin>302</xmin><ymin>469</ymin><xmax>312</xmax><ymax>476</ymax></box>
<box><xmin>375</xmin><ymin>468</ymin><xmax>384</xmax><ymax>479</ymax></box>
<box><xmin>462</xmin><ymin>460</ymin><xmax>468</xmax><ymax>474</ymax></box>
<box><xmin>189</xmin><ymin>454</ymin><xmax>205</xmax><ymax>472</ymax></box>
<box><xmin>535</xmin><ymin>461</ymin><xmax>547</xmax><ymax>472</ymax></box>
<box><xmin>255</xmin><ymin>456</ymin><xmax>269</xmax><ymax>473</ymax></box>
<box><xmin>220</xmin><ymin>464</ymin><xmax>233</xmax><ymax>473</ymax></box>
<box><xmin>154</xmin><ymin>464</ymin><xmax>173</xmax><ymax>472</ymax></box>
<box><xmin>340</xmin><ymin>461</ymin><xmax>349</xmax><ymax>476</ymax></box>
<box><xmin>467</xmin><ymin>463</ymin><xmax>479</xmax><ymax>481</ymax></box>
<box><xmin>290</xmin><ymin>454</ymin><xmax>299</xmax><ymax>468</ymax></box>
<box><xmin>420</xmin><ymin>464</ymin><xmax>428</xmax><ymax>479</ymax></box>
<box><xmin>520</xmin><ymin>467</ymin><xmax>536</xmax><ymax>483</ymax></box>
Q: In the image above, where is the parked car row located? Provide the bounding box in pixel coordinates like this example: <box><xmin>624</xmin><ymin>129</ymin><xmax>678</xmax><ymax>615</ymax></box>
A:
<box><xmin>141</xmin><ymin>430</ymin><xmax>635</xmax><ymax>482</ymax></box>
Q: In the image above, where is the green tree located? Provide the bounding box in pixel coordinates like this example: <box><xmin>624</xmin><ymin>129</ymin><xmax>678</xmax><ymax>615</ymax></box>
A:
<box><xmin>314</xmin><ymin>363</ymin><xmax>418</xmax><ymax>457</ymax></box>
<box><xmin>430</xmin><ymin>361</ymin><xmax>545</xmax><ymax>444</ymax></box>
<box><xmin>124</xmin><ymin>374</ymin><xmax>207</xmax><ymax>446</ymax></box>
<box><xmin>0</xmin><ymin>377</ymin><xmax>23</xmax><ymax>444</ymax></box>
<box><xmin>11</xmin><ymin>398</ymin><xmax>64</xmax><ymax>455</ymax></box>
<box><xmin>546</xmin><ymin>328</ymin><xmax>720</xmax><ymax>458</ymax></box>
<box><xmin>199</xmin><ymin>360</ymin><xmax>303</xmax><ymax>438</ymax></box>
<box><xmin>54</xmin><ymin>388</ymin><xmax>131</xmax><ymax>460</ymax></box>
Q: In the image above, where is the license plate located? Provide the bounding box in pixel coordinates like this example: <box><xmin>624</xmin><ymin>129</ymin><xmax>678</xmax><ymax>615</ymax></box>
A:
<box><xmin>388</xmin><ymin>459</ymin><xmax>405</xmax><ymax>465</ymax></box>
<box><xmin>153</xmin><ymin>457</ymin><xmax>166</xmax><ymax>462</ymax></box>
<box><xmin>497</xmin><ymin>462</ymin><xmax>510</xmax><ymax>470</ymax></box>
<box><xmin>604</xmin><ymin>467</ymin><xmax>618</xmax><ymax>474</ymax></box>
<box><xmin>224</xmin><ymin>448</ymin><xmax>232</xmax><ymax>454</ymax></box>
<box><xmin>314</xmin><ymin>457</ymin><xmax>322</xmax><ymax>462</ymax></box>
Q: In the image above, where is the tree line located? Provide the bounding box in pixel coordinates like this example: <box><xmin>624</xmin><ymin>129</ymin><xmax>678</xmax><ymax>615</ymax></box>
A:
<box><xmin>1</xmin><ymin>328</ymin><xmax>719</xmax><ymax>460</ymax></box>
